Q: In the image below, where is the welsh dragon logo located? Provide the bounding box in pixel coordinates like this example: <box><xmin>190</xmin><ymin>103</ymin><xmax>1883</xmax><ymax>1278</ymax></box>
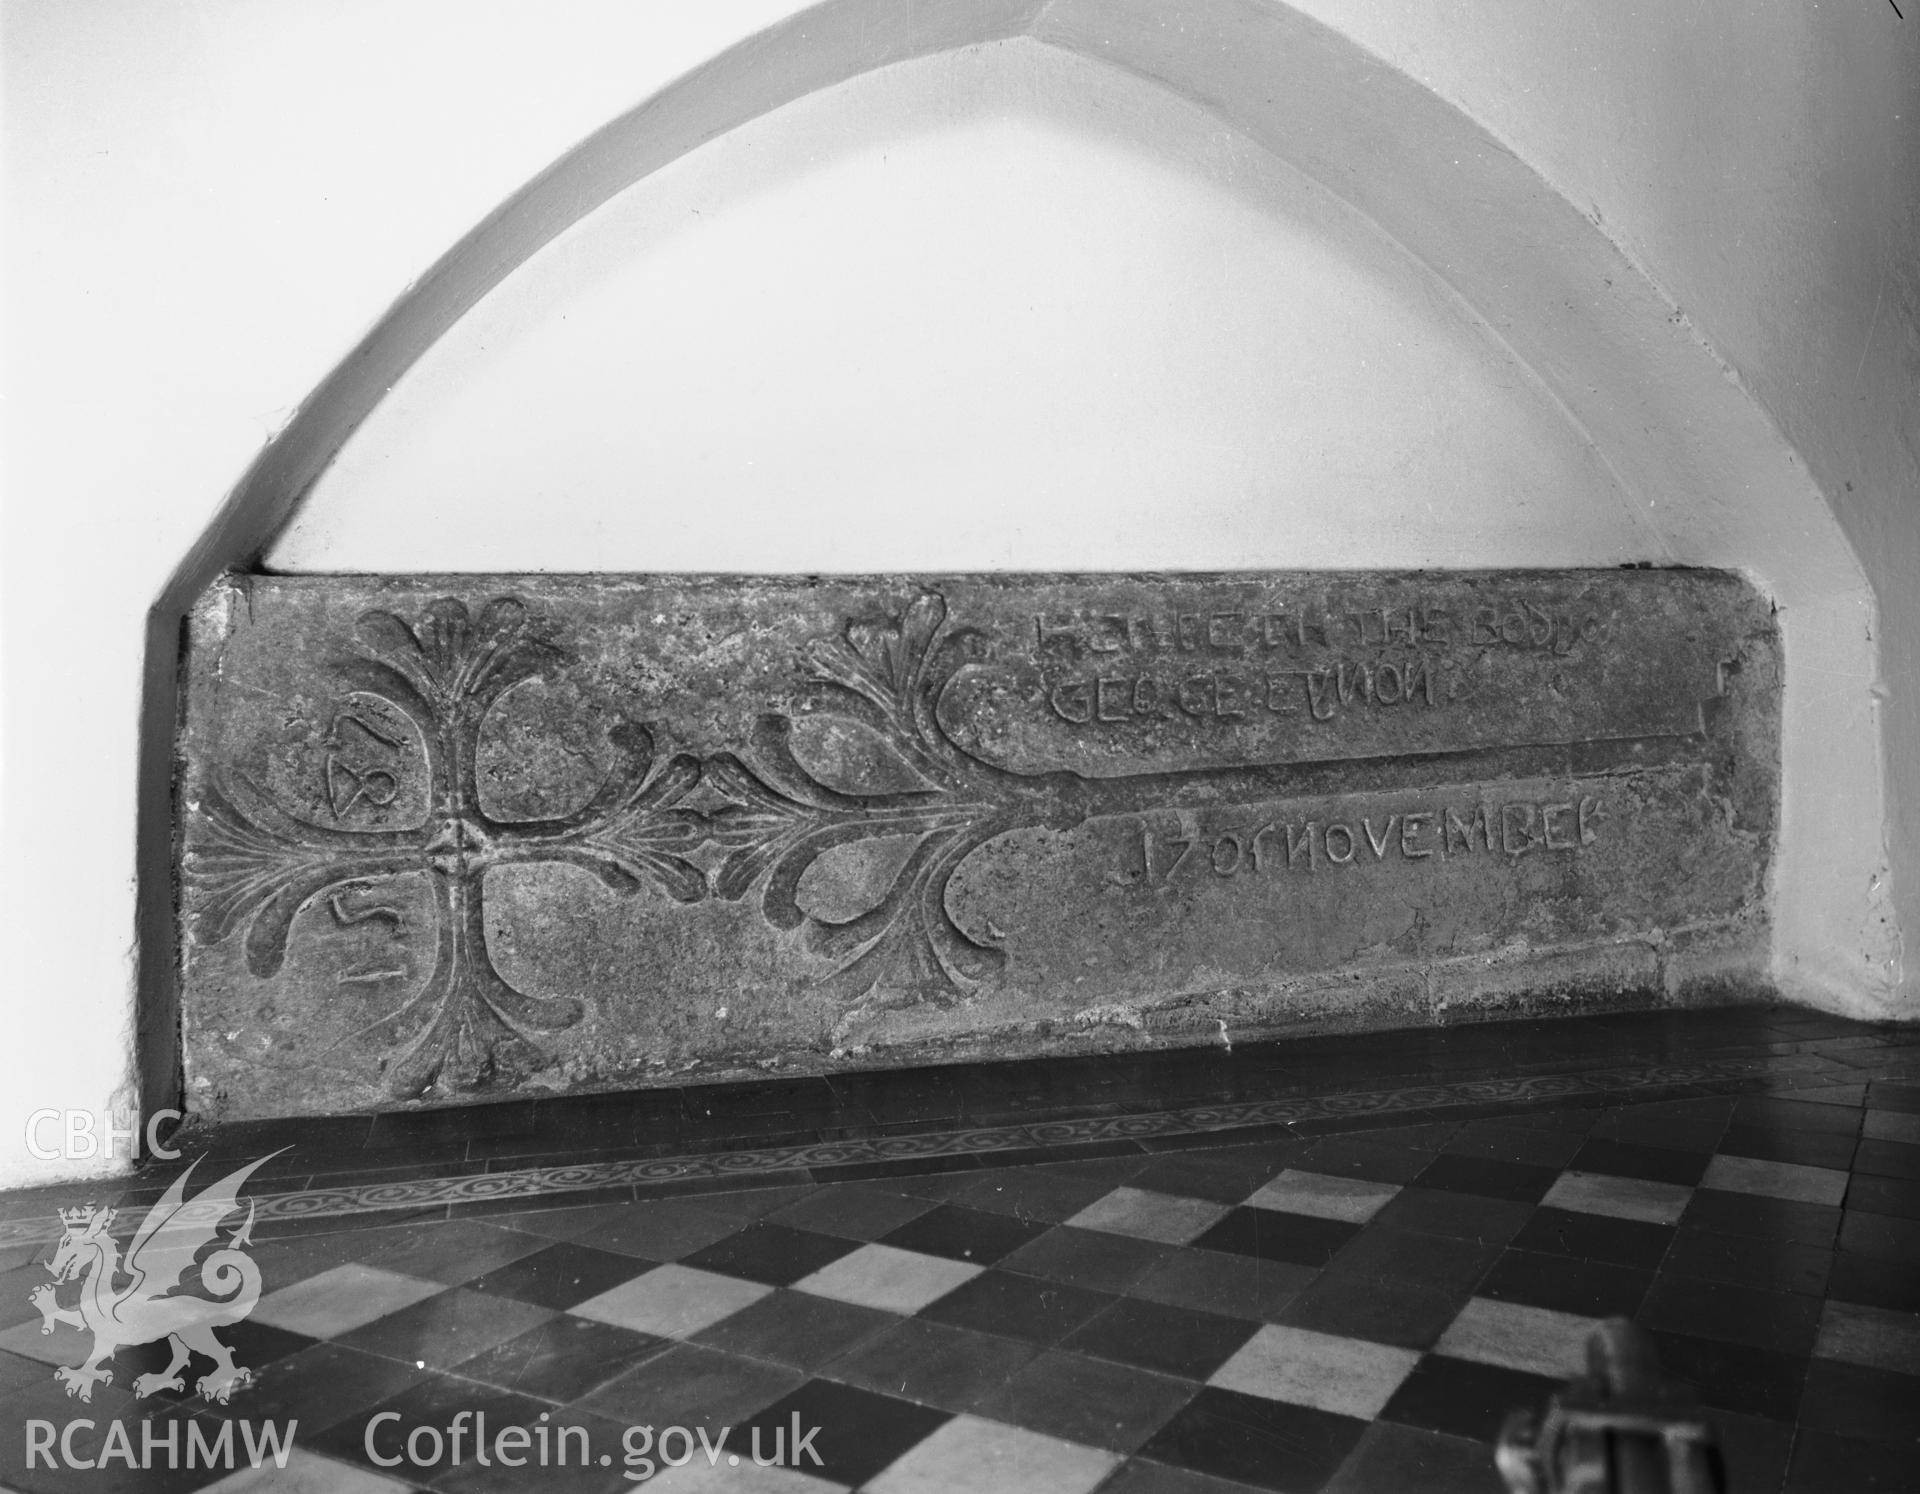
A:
<box><xmin>31</xmin><ymin>1153</ymin><xmax>278</xmax><ymax>1403</ymax></box>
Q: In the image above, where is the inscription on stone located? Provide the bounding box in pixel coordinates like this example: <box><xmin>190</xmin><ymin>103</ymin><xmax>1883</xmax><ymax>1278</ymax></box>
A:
<box><xmin>176</xmin><ymin>571</ymin><xmax>1779</xmax><ymax>1120</ymax></box>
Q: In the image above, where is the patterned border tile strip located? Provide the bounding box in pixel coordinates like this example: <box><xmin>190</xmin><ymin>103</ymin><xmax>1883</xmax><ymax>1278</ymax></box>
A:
<box><xmin>0</xmin><ymin>1054</ymin><xmax>1792</xmax><ymax>1248</ymax></box>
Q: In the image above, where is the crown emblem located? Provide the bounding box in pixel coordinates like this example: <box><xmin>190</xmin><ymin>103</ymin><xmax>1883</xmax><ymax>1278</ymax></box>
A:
<box><xmin>57</xmin><ymin>1204</ymin><xmax>102</xmax><ymax>1229</ymax></box>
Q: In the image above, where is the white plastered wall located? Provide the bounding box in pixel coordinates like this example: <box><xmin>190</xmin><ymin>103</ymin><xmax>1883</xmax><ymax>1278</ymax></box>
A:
<box><xmin>2</xmin><ymin>0</ymin><xmax>1911</xmax><ymax>1193</ymax></box>
<box><xmin>272</xmin><ymin>45</ymin><xmax>1652</xmax><ymax>574</ymax></box>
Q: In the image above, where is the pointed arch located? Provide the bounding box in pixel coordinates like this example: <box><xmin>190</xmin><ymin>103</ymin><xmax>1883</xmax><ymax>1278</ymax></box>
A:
<box><xmin>137</xmin><ymin>0</ymin><xmax>1890</xmax><ymax>1112</ymax></box>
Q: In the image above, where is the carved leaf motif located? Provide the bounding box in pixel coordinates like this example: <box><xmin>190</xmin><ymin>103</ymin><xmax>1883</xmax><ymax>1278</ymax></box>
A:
<box><xmin>195</xmin><ymin>595</ymin><xmax>708</xmax><ymax>1101</ymax></box>
<box><xmin>704</xmin><ymin>595</ymin><xmax>1010</xmax><ymax>1007</ymax></box>
<box><xmin>786</xmin><ymin>715</ymin><xmax>943</xmax><ymax>797</ymax></box>
<box><xmin>189</xmin><ymin>777</ymin><xmax>423</xmax><ymax>978</ymax></box>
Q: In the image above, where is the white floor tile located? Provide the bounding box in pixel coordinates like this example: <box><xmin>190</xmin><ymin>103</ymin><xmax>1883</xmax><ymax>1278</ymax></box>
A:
<box><xmin>1863</xmin><ymin>1110</ymin><xmax>1920</xmax><ymax>1145</ymax></box>
<box><xmin>1065</xmin><ymin>1187</ymin><xmax>1230</xmax><ymax>1245</ymax></box>
<box><xmin>1244</xmin><ymin>1170</ymin><xmax>1401</xmax><ymax>1223</ymax></box>
<box><xmin>198</xmin><ymin>1446</ymin><xmax>414</xmax><ymax>1493</ymax></box>
<box><xmin>1434</xmin><ymin>1298</ymin><xmax>1599</xmax><ymax>1379</ymax></box>
<box><xmin>1814</xmin><ymin>1299</ymin><xmax>1920</xmax><ymax>1376</ymax></box>
<box><xmin>792</xmin><ymin>1243</ymin><xmax>980</xmax><ymax>1315</ymax></box>
<box><xmin>1540</xmin><ymin>1171</ymin><xmax>1692</xmax><ymax>1225</ymax></box>
<box><xmin>642</xmin><ymin>1456</ymin><xmax>847</xmax><ymax>1492</ymax></box>
<box><xmin>1700</xmin><ymin>1154</ymin><xmax>1849</xmax><ymax>1207</ymax></box>
<box><xmin>1208</xmin><ymin>1323</ymin><xmax>1420</xmax><ymax>1419</ymax></box>
<box><xmin>251</xmin><ymin>1263</ymin><xmax>444</xmax><ymax>1338</ymax></box>
<box><xmin>572</xmin><ymin>1263</ymin><xmax>772</xmax><ymax>1338</ymax></box>
<box><xmin>865</xmin><ymin>1415</ymin><xmax>1119</xmax><ymax>1494</ymax></box>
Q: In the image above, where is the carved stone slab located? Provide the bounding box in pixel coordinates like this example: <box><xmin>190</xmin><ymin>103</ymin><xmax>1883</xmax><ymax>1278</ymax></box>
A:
<box><xmin>176</xmin><ymin>571</ymin><xmax>1779</xmax><ymax>1120</ymax></box>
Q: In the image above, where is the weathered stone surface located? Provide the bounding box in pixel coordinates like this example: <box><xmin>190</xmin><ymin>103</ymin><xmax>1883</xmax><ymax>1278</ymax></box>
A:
<box><xmin>176</xmin><ymin>571</ymin><xmax>1779</xmax><ymax>1120</ymax></box>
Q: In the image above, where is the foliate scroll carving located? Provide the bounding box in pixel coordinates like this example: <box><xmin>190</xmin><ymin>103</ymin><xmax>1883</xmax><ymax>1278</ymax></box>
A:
<box><xmin>188</xmin><ymin>597</ymin><xmax>705</xmax><ymax>1098</ymax></box>
<box><xmin>705</xmin><ymin>594</ymin><xmax>1012</xmax><ymax>1009</ymax></box>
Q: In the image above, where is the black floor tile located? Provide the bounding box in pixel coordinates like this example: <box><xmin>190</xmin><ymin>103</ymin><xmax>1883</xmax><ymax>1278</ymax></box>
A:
<box><xmin>1000</xmin><ymin>1224</ymin><xmax>1172</xmax><ymax>1293</ymax></box>
<box><xmin>1322</xmin><ymin>1421</ymin><xmax>1507</xmax><ymax>1494</ymax></box>
<box><xmin>1195</xmin><ymin>1138</ymin><xmax>1318</xmax><ymax>1176</ymax></box>
<box><xmin>466</xmin><ymin>1240</ymin><xmax>655</xmax><ymax>1309</ymax></box>
<box><xmin>1703</xmin><ymin>1408</ymin><xmax>1794</xmax><ymax>1494</ymax></box>
<box><xmin>1064</xmin><ymin>1296</ymin><xmax>1259</xmax><ymax>1381</ymax></box>
<box><xmin>566</xmin><ymin>1199</ymin><xmax>747</xmax><ymax>1261</ymax></box>
<box><xmin>679</xmin><ymin>1221</ymin><xmax>862</xmax><ymax>1286</ymax></box>
<box><xmin>1279</xmin><ymin>1272</ymin><xmax>1477</xmax><ymax>1351</ymax></box>
<box><xmin>1489</xmin><ymin>1105</ymin><xmax>1603</xmax><ymax>1136</ymax></box>
<box><xmin>1100</xmin><ymin>1457</ymin><xmax>1275</xmax><ymax>1493</ymax></box>
<box><xmin>1140</xmin><ymin>1385</ymin><xmax>1370</xmax><ymax>1492</ymax></box>
<box><xmin>0</xmin><ymin>1261</ymin><xmax>61</xmax><ymax>1330</ymax></box>
<box><xmin>195</xmin><ymin>1340</ymin><xmax>431</xmax><ymax>1433</ymax></box>
<box><xmin>1846</xmin><ymin>1173</ymin><xmax>1920</xmax><ymax>1220</ymax></box>
<box><xmin>1637</xmin><ymin>1274</ymin><xmax>1822</xmax><ymax>1356</ymax></box>
<box><xmin>1865</xmin><ymin>1082</ymin><xmax>1920</xmax><ymax>1115</ymax></box>
<box><xmin>1295</xmin><ymin>1136</ymin><xmax>1436</xmax><ymax>1185</ymax></box>
<box><xmin>821</xmin><ymin>1315</ymin><xmax>1040</xmax><ymax>1415</ymax></box>
<box><xmin>1127</xmin><ymin>1154</ymin><xmax>1280</xmax><ymax>1204</ymax></box>
<box><xmin>691</xmin><ymin>1288</ymin><xmax>896</xmax><ymax>1373</ymax></box>
<box><xmin>1719</xmin><ymin>1124</ymin><xmax>1859</xmax><ymax>1173</ymax></box>
<box><xmin>335</xmin><ymin>1285</ymin><xmax>557</xmax><ymax>1370</ymax></box>
<box><xmin>1440</xmin><ymin>1122</ymin><xmax>1585</xmax><ymax>1170</ymax></box>
<box><xmin>1661</xmin><ymin>1225</ymin><xmax>1832</xmax><ymax>1296</ymax></box>
<box><xmin>1192</xmin><ymin>1206</ymin><xmax>1361</xmax><ymax>1268</ymax></box>
<box><xmin>1323</xmin><ymin>1224</ymin><xmax>1504</xmax><ymax>1295</ymax></box>
<box><xmin>881</xmin><ymin>1164</ymin><xmax>1002</xmax><ymax>1202</ymax></box>
<box><xmin>1590</xmin><ymin>1100</ymin><xmax>1731</xmax><ymax>1154</ymax></box>
<box><xmin>1785</xmin><ymin>1428</ymin><xmax>1917</xmax><ymax>1492</ymax></box>
<box><xmin>580</xmin><ymin>1342</ymin><xmax>804</xmax><ymax>1428</ymax></box>
<box><xmin>161</xmin><ymin>1316</ymin><xmax>316</xmax><ymax>1395</ymax></box>
<box><xmin>684</xmin><ymin>1184</ymin><xmax>819</xmax><ymax>1223</ymax></box>
<box><xmin>1853</xmin><ymin>1137</ymin><xmax>1920</xmax><ymax>1181</ymax></box>
<box><xmin>1478</xmin><ymin>1247</ymin><xmax>1652</xmax><ymax>1318</ymax></box>
<box><xmin>952</xmin><ymin>1165</ymin><xmax>1126</xmax><ymax>1223</ymax></box>
<box><xmin>355</xmin><ymin>1216</ymin><xmax>557</xmax><ymax>1285</ymax></box>
<box><xmin>1380</xmin><ymin>1355</ymin><xmax>1560</xmax><ymax>1443</ymax></box>
<box><xmin>1732</xmin><ymin>1096</ymin><xmax>1865</xmax><ymax>1135</ymax></box>
<box><xmin>1795</xmin><ymin>1357</ymin><xmax>1920</xmax><ymax>1446</ymax></box>
<box><xmin>1343</xmin><ymin>1120</ymin><xmax>1462</xmax><ymax>1148</ymax></box>
<box><xmin>1409</xmin><ymin>1154</ymin><xmax>1561</xmax><ymax>1203</ymax></box>
<box><xmin>763</xmin><ymin>1182</ymin><xmax>938</xmax><ymax>1240</ymax></box>
<box><xmin>1838</xmin><ymin>1207</ymin><xmax>1920</xmax><ymax>1263</ymax></box>
<box><xmin>453</xmin><ymin>1313</ymin><xmax>672</xmax><ymax>1401</ymax></box>
<box><xmin>1370</xmin><ymin>1186</ymin><xmax>1536</xmax><ymax>1245</ymax></box>
<box><xmin>247</xmin><ymin>1225</ymin><xmax>379</xmax><ymax>1286</ymax></box>
<box><xmin>1567</xmin><ymin>1137</ymin><xmax>1711</xmax><ymax>1187</ymax></box>
<box><xmin>1126</xmin><ymin>1247</ymin><xmax>1318</xmax><ymax>1323</ymax></box>
<box><xmin>1646</xmin><ymin>1329</ymin><xmax>1811</xmax><ymax>1422</ymax></box>
<box><xmin>1828</xmin><ymin>1249</ymin><xmax>1920</xmax><ymax>1313</ymax></box>
<box><xmin>878</xmin><ymin>1202</ymin><xmax>1051</xmax><ymax>1265</ymax></box>
<box><xmin>0</xmin><ymin>1350</ymin><xmax>45</xmax><ymax>1398</ymax></box>
<box><xmin>1678</xmin><ymin>1188</ymin><xmax>1841</xmax><ymax>1248</ymax></box>
<box><xmin>919</xmin><ymin>1267</ymin><xmax>1118</xmax><ymax>1345</ymax></box>
<box><xmin>980</xmin><ymin>1348</ymin><xmax>1199</xmax><ymax>1452</ymax></box>
<box><xmin>735</xmin><ymin>1377</ymin><xmax>951</xmax><ymax>1487</ymax></box>
<box><xmin>1510</xmin><ymin>1205</ymin><xmax>1674</xmax><ymax>1269</ymax></box>
<box><xmin>306</xmin><ymin>1372</ymin><xmax>556</xmax><ymax>1476</ymax></box>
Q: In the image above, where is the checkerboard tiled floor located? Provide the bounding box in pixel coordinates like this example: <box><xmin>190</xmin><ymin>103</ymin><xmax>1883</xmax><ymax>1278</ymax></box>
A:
<box><xmin>2</xmin><ymin>1018</ymin><xmax>1917</xmax><ymax>1492</ymax></box>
